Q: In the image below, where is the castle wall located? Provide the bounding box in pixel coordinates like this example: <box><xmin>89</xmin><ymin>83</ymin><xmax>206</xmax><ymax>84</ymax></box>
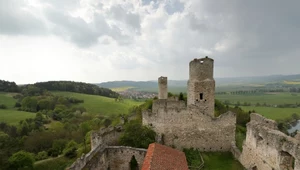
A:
<box><xmin>239</xmin><ymin>113</ymin><xmax>300</xmax><ymax>170</ymax></box>
<box><xmin>143</xmin><ymin>100</ymin><xmax>236</xmax><ymax>151</ymax></box>
<box><xmin>68</xmin><ymin>126</ymin><xmax>147</xmax><ymax>170</ymax></box>
<box><xmin>106</xmin><ymin>146</ymin><xmax>147</xmax><ymax>170</ymax></box>
<box><xmin>91</xmin><ymin>126</ymin><xmax>123</xmax><ymax>149</ymax></box>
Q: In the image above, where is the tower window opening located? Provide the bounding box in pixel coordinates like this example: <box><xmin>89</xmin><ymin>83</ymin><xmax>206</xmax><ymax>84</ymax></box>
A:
<box><xmin>200</xmin><ymin>93</ymin><xmax>203</xmax><ymax>100</ymax></box>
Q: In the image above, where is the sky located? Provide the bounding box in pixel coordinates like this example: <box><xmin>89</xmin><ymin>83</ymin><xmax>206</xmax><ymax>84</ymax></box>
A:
<box><xmin>0</xmin><ymin>0</ymin><xmax>300</xmax><ymax>84</ymax></box>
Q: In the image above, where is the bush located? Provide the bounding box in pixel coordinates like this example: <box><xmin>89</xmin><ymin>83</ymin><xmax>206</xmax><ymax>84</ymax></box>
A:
<box><xmin>36</xmin><ymin>151</ymin><xmax>48</xmax><ymax>161</ymax></box>
<box><xmin>8</xmin><ymin>150</ymin><xmax>35</xmax><ymax>169</ymax></box>
<box><xmin>119</xmin><ymin>120</ymin><xmax>156</xmax><ymax>148</ymax></box>
<box><xmin>0</xmin><ymin>104</ymin><xmax>7</xmax><ymax>109</ymax></box>
<box><xmin>63</xmin><ymin>140</ymin><xmax>78</xmax><ymax>158</ymax></box>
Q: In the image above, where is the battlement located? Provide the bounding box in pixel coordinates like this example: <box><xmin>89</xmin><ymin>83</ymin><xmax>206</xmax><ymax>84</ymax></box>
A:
<box><xmin>189</xmin><ymin>56</ymin><xmax>214</xmax><ymax>81</ymax></box>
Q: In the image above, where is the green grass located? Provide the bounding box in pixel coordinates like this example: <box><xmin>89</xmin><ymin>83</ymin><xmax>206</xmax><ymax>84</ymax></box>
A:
<box><xmin>216</xmin><ymin>92</ymin><xmax>300</xmax><ymax>105</ymax></box>
<box><xmin>0</xmin><ymin>109</ymin><xmax>36</xmax><ymax>125</ymax></box>
<box><xmin>239</xmin><ymin>106</ymin><xmax>300</xmax><ymax>120</ymax></box>
<box><xmin>34</xmin><ymin>156</ymin><xmax>74</xmax><ymax>170</ymax></box>
<box><xmin>52</xmin><ymin>91</ymin><xmax>143</xmax><ymax>116</ymax></box>
<box><xmin>0</xmin><ymin>92</ymin><xmax>36</xmax><ymax>125</ymax></box>
<box><xmin>202</xmin><ymin>152</ymin><xmax>244</xmax><ymax>170</ymax></box>
<box><xmin>0</xmin><ymin>92</ymin><xmax>18</xmax><ymax>109</ymax></box>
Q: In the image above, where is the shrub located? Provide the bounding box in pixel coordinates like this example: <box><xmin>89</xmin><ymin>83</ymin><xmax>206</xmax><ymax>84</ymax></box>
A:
<box><xmin>35</xmin><ymin>151</ymin><xmax>48</xmax><ymax>161</ymax></box>
<box><xmin>119</xmin><ymin>120</ymin><xmax>156</xmax><ymax>148</ymax></box>
<box><xmin>8</xmin><ymin>150</ymin><xmax>35</xmax><ymax>169</ymax></box>
<box><xmin>0</xmin><ymin>104</ymin><xmax>7</xmax><ymax>109</ymax></box>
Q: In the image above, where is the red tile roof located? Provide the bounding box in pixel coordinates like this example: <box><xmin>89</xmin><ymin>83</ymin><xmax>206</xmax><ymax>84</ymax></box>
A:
<box><xmin>141</xmin><ymin>143</ymin><xmax>189</xmax><ymax>170</ymax></box>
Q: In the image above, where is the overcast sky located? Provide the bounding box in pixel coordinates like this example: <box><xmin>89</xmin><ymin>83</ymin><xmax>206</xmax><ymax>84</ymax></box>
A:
<box><xmin>0</xmin><ymin>0</ymin><xmax>299</xmax><ymax>84</ymax></box>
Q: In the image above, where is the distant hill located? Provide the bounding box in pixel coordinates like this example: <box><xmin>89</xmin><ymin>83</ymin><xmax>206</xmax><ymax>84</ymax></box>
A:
<box><xmin>98</xmin><ymin>74</ymin><xmax>300</xmax><ymax>93</ymax></box>
<box><xmin>33</xmin><ymin>81</ymin><xmax>119</xmax><ymax>98</ymax></box>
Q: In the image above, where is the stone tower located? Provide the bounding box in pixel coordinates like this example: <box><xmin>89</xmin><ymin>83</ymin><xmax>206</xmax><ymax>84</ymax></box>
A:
<box><xmin>158</xmin><ymin>76</ymin><xmax>168</xmax><ymax>99</ymax></box>
<box><xmin>187</xmin><ymin>57</ymin><xmax>215</xmax><ymax>117</ymax></box>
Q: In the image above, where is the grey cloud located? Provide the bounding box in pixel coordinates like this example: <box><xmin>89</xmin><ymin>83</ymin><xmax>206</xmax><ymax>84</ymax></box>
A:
<box><xmin>0</xmin><ymin>0</ymin><xmax>46</xmax><ymax>35</ymax></box>
<box><xmin>186</xmin><ymin>0</ymin><xmax>300</xmax><ymax>76</ymax></box>
<box><xmin>109</xmin><ymin>5</ymin><xmax>141</xmax><ymax>31</ymax></box>
<box><xmin>164</xmin><ymin>0</ymin><xmax>184</xmax><ymax>15</ymax></box>
<box><xmin>45</xmin><ymin>8</ymin><xmax>104</xmax><ymax>47</ymax></box>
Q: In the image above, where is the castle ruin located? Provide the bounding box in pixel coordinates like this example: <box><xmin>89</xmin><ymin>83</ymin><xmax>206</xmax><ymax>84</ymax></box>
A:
<box><xmin>68</xmin><ymin>56</ymin><xmax>300</xmax><ymax>170</ymax></box>
<box><xmin>143</xmin><ymin>56</ymin><xmax>236</xmax><ymax>151</ymax></box>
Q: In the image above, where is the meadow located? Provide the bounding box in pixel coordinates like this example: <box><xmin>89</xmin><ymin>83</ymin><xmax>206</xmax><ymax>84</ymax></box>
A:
<box><xmin>202</xmin><ymin>152</ymin><xmax>244</xmax><ymax>170</ymax></box>
<box><xmin>238</xmin><ymin>106</ymin><xmax>300</xmax><ymax>120</ymax></box>
<box><xmin>0</xmin><ymin>109</ymin><xmax>36</xmax><ymax>125</ymax></box>
<box><xmin>0</xmin><ymin>92</ymin><xmax>36</xmax><ymax>125</ymax></box>
<box><xmin>52</xmin><ymin>91</ymin><xmax>143</xmax><ymax>116</ymax></box>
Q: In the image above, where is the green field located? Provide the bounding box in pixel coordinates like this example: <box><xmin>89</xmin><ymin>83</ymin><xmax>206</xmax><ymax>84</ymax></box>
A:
<box><xmin>0</xmin><ymin>109</ymin><xmax>36</xmax><ymax>125</ymax></box>
<box><xmin>216</xmin><ymin>92</ymin><xmax>300</xmax><ymax>105</ymax></box>
<box><xmin>0</xmin><ymin>92</ymin><xmax>36</xmax><ymax>125</ymax></box>
<box><xmin>34</xmin><ymin>156</ymin><xmax>74</xmax><ymax>170</ymax></box>
<box><xmin>53</xmin><ymin>91</ymin><xmax>143</xmax><ymax>116</ymax></box>
<box><xmin>239</xmin><ymin>106</ymin><xmax>300</xmax><ymax>120</ymax></box>
<box><xmin>0</xmin><ymin>92</ymin><xmax>18</xmax><ymax>108</ymax></box>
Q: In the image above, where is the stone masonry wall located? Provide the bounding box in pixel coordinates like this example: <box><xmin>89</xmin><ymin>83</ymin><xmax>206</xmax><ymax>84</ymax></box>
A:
<box><xmin>91</xmin><ymin>126</ymin><xmax>123</xmax><ymax>150</ymax></box>
<box><xmin>239</xmin><ymin>113</ymin><xmax>300</xmax><ymax>170</ymax></box>
<box><xmin>105</xmin><ymin>146</ymin><xmax>147</xmax><ymax>170</ymax></box>
<box><xmin>143</xmin><ymin>100</ymin><xmax>236</xmax><ymax>151</ymax></box>
<box><xmin>158</xmin><ymin>76</ymin><xmax>168</xmax><ymax>99</ymax></box>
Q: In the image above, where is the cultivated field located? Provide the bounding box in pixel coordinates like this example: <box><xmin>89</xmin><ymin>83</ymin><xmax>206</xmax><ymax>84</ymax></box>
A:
<box><xmin>53</xmin><ymin>91</ymin><xmax>143</xmax><ymax>116</ymax></box>
<box><xmin>238</xmin><ymin>106</ymin><xmax>300</xmax><ymax>120</ymax></box>
<box><xmin>216</xmin><ymin>92</ymin><xmax>300</xmax><ymax>105</ymax></box>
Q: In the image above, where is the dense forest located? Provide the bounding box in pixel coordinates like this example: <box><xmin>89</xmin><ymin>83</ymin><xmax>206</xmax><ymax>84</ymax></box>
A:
<box><xmin>0</xmin><ymin>80</ymin><xmax>119</xmax><ymax>98</ymax></box>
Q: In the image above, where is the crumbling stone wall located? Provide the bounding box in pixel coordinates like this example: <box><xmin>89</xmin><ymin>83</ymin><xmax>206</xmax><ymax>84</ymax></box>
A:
<box><xmin>91</xmin><ymin>126</ymin><xmax>123</xmax><ymax>149</ymax></box>
<box><xmin>81</xmin><ymin>146</ymin><xmax>147</xmax><ymax>170</ymax></box>
<box><xmin>239</xmin><ymin>113</ymin><xmax>300</xmax><ymax>170</ymax></box>
<box><xmin>143</xmin><ymin>100</ymin><xmax>236</xmax><ymax>151</ymax></box>
<box><xmin>105</xmin><ymin>146</ymin><xmax>147</xmax><ymax>170</ymax></box>
<box><xmin>68</xmin><ymin>126</ymin><xmax>147</xmax><ymax>170</ymax></box>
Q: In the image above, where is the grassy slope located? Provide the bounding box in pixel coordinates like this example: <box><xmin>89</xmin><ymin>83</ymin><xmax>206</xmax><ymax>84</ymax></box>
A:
<box><xmin>202</xmin><ymin>152</ymin><xmax>244</xmax><ymax>170</ymax></box>
<box><xmin>0</xmin><ymin>92</ymin><xmax>18</xmax><ymax>108</ymax></box>
<box><xmin>34</xmin><ymin>156</ymin><xmax>74</xmax><ymax>170</ymax></box>
<box><xmin>0</xmin><ymin>109</ymin><xmax>36</xmax><ymax>125</ymax></box>
<box><xmin>52</xmin><ymin>91</ymin><xmax>142</xmax><ymax>116</ymax></box>
<box><xmin>0</xmin><ymin>92</ymin><xmax>36</xmax><ymax>125</ymax></box>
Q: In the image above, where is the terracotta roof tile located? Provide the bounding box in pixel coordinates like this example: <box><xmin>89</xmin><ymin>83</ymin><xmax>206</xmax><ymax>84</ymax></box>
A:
<box><xmin>141</xmin><ymin>143</ymin><xmax>189</xmax><ymax>170</ymax></box>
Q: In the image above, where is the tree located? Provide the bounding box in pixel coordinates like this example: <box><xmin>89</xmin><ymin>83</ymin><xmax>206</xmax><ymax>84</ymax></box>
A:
<box><xmin>179</xmin><ymin>92</ymin><xmax>184</xmax><ymax>101</ymax></box>
<box><xmin>119</xmin><ymin>120</ymin><xmax>156</xmax><ymax>148</ymax></box>
<box><xmin>63</xmin><ymin>140</ymin><xmax>78</xmax><ymax>158</ymax></box>
<box><xmin>8</xmin><ymin>151</ymin><xmax>34</xmax><ymax>169</ymax></box>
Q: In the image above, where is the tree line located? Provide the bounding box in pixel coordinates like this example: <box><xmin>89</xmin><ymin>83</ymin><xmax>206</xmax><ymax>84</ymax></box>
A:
<box><xmin>0</xmin><ymin>80</ymin><xmax>119</xmax><ymax>98</ymax></box>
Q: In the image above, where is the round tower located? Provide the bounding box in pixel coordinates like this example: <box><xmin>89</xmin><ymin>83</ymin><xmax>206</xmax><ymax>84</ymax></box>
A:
<box><xmin>158</xmin><ymin>76</ymin><xmax>168</xmax><ymax>99</ymax></box>
<box><xmin>187</xmin><ymin>57</ymin><xmax>215</xmax><ymax>117</ymax></box>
